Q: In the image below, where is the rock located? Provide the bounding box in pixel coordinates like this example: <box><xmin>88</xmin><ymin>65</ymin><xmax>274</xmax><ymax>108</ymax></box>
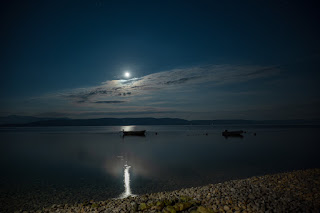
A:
<box><xmin>248</xmin><ymin>194</ymin><xmax>255</xmax><ymax>199</ymax></box>
<box><xmin>130</xmin><ymin>202</ymin><xmax>138</xmax><ymax>211</ymax></box>
<box><xmin>164</xmin><ymin>206</ymin><xmax>176</xmax><ymax>213</ymax></box>
<box><xmin>180</xmin><ymin>196</ymin><xmax>191</xmax><ymax>202</ymax></box>
<box><xmin>182</xmin><ymin>202</ymin><xmax>192</xmax><ymax>210</ymax></box>
<box><xmin>138</xmin><ymin>203</ymin><xmax>147</xmax><ymax>211</ymax></box>
<box><xmin>91</xmin><ymin>203</ymin><xmax>99</xmax><ymax>208</ymax></box>
<box><xmin>188</xmin><ymin>206</ymin><xmax>198</xmax><ymax>212</ymax></box>
<box><xmin>164</xmin><ymin>199</ymin><xmax>173</xmax><ymax>206</ymax></box>
<box><xmin>155</xmin><ymin>200</ymin><xmax>164</xmax><ymax>209</ymax></box>
<box><xmin>197</xmin><ymin>206</ymin><xmax>214</xmax><ymax>213</ymax></box>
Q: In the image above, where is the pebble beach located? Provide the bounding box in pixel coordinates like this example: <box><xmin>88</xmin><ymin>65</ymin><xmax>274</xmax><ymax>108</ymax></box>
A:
<box><xmin>12</xmin><ymin>168</ymin><xmax>320</xmax><ymax>213</ymax></box>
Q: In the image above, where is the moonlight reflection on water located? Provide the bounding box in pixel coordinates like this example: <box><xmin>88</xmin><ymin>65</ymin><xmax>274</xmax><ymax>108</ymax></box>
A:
<box><xmin>119</xmin><ymin>163</ymin><xmax>134</xmax><ymax>198</ymax></box>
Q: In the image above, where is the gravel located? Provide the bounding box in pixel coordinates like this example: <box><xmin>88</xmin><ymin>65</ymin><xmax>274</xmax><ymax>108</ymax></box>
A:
<box><xmin>9</xmin><ymin>168</ymin><xmax>320</xmax><ymax>212</ymax></box>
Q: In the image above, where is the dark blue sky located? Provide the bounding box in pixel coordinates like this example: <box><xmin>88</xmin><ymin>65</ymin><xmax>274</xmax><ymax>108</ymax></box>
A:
<box><xmin>1</xmin><ymin>0</ymin><xmax>319</xmax><ymax>119</ymax></box>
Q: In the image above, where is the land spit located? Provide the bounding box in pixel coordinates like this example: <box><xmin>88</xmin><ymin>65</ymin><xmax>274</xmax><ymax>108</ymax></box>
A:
<box><xmin>15</xmin><ymin>169</ymin><xmax>320</xmax><ymax>212</ymax></box>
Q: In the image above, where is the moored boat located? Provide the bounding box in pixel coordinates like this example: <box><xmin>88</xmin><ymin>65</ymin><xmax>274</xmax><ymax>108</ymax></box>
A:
<box><xmin>122</xmin><ymin>130</ymin><xmax>146</xmax><ymax>136</ymax></box>
<box><xmin>222</xmin><ymin>130</ymin><xmax>244</xmax><ymax>137</ymax></box>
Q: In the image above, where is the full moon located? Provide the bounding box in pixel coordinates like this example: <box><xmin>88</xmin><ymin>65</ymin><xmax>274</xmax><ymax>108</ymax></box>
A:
<box><xmin>124</xmin><ymin>71</ymin><xmax>130</xmax><ymax>78</ymax></box>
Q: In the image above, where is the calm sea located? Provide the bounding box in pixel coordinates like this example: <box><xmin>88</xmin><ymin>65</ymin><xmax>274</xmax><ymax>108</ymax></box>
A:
<box><xmin>0</xmin><ymin>125</ymin><xmax>320</xmax><ymax>211</ymax></box>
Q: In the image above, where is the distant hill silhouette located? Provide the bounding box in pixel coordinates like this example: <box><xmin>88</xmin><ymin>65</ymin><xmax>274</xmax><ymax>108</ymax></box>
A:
<box><xmin>0</xmin><ymin>115</ymin><xmax>319</xmax><ymax>127</ymax></box>
<box><xmin>0</xmin><ymin>117</ymin><xmax>189</xmax><ymax>126</ymax></box>
<box><xmin>0</xmin><ymin>115</ymin><xmax>68</xmax><ymax>125</ymax></box>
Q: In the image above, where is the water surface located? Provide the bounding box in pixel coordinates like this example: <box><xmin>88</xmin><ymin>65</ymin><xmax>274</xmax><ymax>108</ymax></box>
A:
<box><xmin>0</xmin><ymin>125</ymin><xmax>319</xmax><ymax>211</ymax></box>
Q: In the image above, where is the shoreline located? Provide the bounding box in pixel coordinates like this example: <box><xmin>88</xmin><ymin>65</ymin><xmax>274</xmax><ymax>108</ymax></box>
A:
<box><xmin>19</xmin><ymin>168</ymin><xmax>320</xmax><ymax>213</ymax></box>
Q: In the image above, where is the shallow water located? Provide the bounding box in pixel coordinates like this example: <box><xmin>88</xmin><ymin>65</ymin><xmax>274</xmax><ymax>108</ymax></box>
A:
<box><xmin>0</xmin><ymin>125</ymin><xmax>320</xmax><ymax>211</ymax></box>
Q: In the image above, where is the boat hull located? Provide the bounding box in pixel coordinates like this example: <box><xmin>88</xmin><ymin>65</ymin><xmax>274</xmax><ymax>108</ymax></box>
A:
<box><xmin>122</xmin><ymin>130</ymin><xmax>146</xmax><ymax>136</ymax></box>
<box><xmin>222</xmin><ymin>130</ymin><xmax>244</xmax><ymax>137</ymax></box>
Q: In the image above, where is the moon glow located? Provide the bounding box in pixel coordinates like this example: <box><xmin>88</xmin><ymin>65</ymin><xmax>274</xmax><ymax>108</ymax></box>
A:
<box><xmin>124</xmin><ymin>72</ymin><xmax>130</xmax><ymax>78</ymax></box>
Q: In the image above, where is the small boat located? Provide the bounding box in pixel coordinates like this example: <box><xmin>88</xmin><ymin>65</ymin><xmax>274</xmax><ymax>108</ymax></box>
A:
<box><xmin>222</xmin><ymin>130</ymin><xmax>244</xmax><ymax>137</ymax></box>
<box><xmin>122</xmin><ymin>130</ymin><xmax>146</xmax><ymax>136</ymax></box>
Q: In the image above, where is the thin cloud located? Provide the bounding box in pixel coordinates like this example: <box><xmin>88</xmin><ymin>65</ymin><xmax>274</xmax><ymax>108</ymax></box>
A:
<box><xmin>94</xmin><ymin>101</ymin><xmax>126</xmax><ymax>104</ymax></box>
<box><xmin>62</xmin><ymin>64</ymin><xmax>280</xmax><ymax>103</ymax></box>
<box><xmin>33</xmin><ymin>108</ymin><xmax>181</xmax><ymax>119</ymax></box>
<box><xmin>164</xmin><ymin>76</ymin><xmax>201</xmax><ymax>85</ymax></box>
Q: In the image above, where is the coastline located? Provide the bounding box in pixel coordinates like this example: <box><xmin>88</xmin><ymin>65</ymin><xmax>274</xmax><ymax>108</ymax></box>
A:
<box><xmin>19</xmin><ymin>168</ymin><xmax>320</xmax><ymax>213</ymax></box>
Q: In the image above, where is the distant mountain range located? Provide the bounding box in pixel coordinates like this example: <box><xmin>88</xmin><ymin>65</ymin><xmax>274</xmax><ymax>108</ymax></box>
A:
<box><xmin>0</xmin><ymin>115</ymin><xmax>69</xmax><ymax>125</ymax></box>
<box><xmin>0</xmin><ymin>115</ymin><xmax>320</xmax><ymax>127</ymax></box>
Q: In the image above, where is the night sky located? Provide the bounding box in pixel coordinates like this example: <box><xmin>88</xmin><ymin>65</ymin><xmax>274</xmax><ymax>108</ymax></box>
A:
<box><xmin>1</xmin><ymin>0</ymin><xmax>319</xmax><ymax>120</ymax></box>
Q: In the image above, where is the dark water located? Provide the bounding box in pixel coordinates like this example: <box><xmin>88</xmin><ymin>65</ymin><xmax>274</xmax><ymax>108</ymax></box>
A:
<box><xmin>0</xmin><ymin>125</ymin><xmax>320</xmax><ymax>211</ymax></box>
